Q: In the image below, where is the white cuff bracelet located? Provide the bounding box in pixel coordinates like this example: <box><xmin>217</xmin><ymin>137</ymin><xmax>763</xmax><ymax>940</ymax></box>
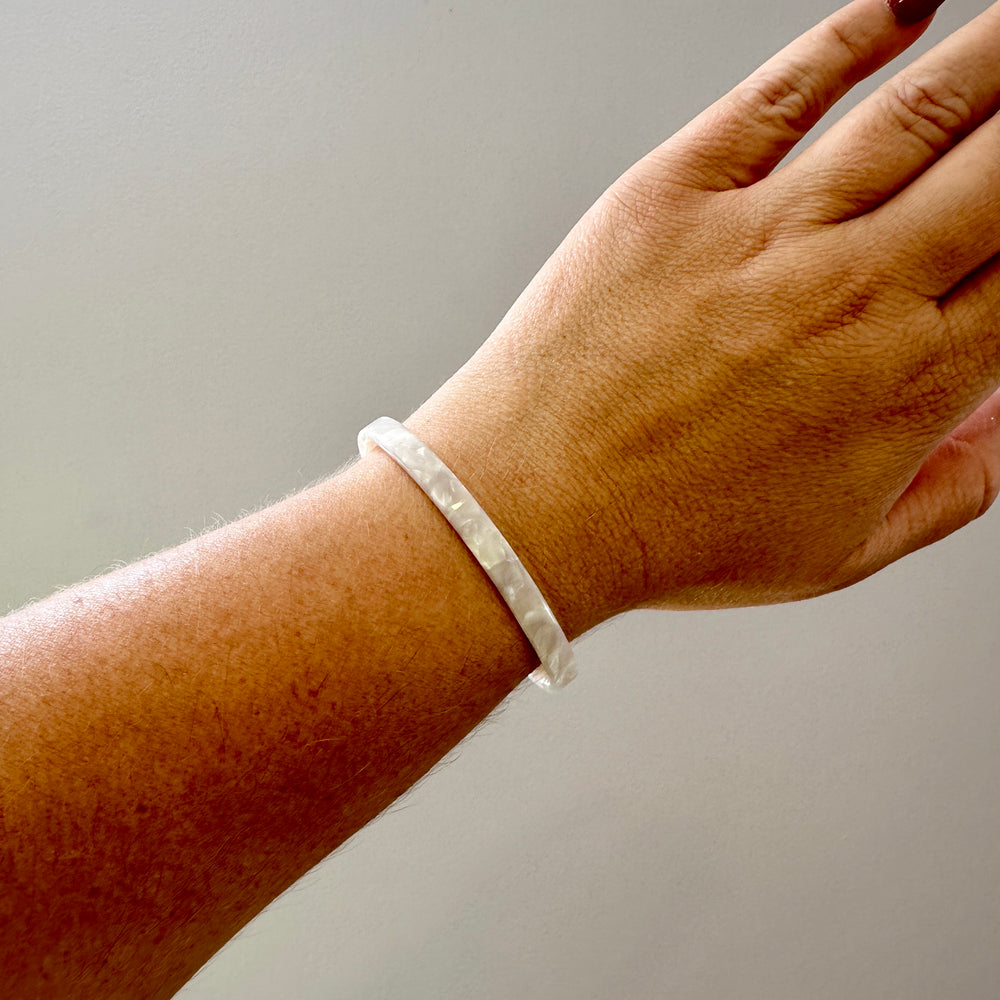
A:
<box><xmin>358</xmin><ymin>417</ymin><xmax>577</xmax><ymax>690</ymax></box>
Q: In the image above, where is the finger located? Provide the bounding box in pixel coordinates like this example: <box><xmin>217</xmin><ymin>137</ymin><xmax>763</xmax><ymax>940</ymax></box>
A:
<box><xmin>767</xmin><ymin>0</ymin><xmax>1000</xmax><ymax>223</ymax></box>
<box><xmin>649</xmin><ymin>0</ymin><xmax>935</xmax><ymax>192</ymax></box>
<box><xmin>833</xmin><ymin>390</ymin><xmax>1000</xmax><ymax>587</ymax></box>
<box><xmin>861</xmin><ymin>107</ymin><xmax>1000</xmax><ymax>298</ymax></box>
<box><xmin>941</xmin><ymin>245</ymin><xmax>1000</xmax><ymax>365</ymax></box>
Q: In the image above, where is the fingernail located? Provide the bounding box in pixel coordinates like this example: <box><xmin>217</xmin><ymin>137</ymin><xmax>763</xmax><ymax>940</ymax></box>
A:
<box><xmin>886</xmin><ymin>0</ymin><xmax>948</xmax><ymax>25</ymax></box>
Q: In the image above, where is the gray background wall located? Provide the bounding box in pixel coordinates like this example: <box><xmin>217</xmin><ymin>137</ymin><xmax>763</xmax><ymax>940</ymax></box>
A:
<box><xmin>4</xmin><ymin>0</ymin><xmax>999</xmax><ymax>996</ymax></box>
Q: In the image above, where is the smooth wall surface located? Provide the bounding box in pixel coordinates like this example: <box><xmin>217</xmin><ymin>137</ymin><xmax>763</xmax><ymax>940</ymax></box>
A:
<box><xmin>4</xmin><ymin>1</ymin><xmax>998</xmax><ymax>997</ymax></box>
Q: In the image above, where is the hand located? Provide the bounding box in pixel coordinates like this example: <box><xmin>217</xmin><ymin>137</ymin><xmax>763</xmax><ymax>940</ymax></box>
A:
<box><xmin>409</xmin><ymin>0</ymin><xmax>1000</xmax><ymax>636</ymax></box>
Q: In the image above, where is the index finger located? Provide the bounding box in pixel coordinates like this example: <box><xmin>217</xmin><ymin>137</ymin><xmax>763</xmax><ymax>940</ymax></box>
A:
<box><xmin>648</xmin><ymin>0</ymin><xmax>936</xmax><ymax>192</ymax></box>
<box><xmin>763</xmin><ymin>0</ymin><xmax>1000</xmax><ymax>225</ymax></box>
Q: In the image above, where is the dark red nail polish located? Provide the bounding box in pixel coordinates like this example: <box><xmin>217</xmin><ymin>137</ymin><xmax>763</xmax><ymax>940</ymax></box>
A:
<box><xmin>887</xmin><ymin>0</ymin><xmax>948</xmax><ymax>25</ymax></box>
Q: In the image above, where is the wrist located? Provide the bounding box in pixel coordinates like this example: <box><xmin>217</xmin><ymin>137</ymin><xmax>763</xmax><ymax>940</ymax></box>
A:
<box><xmin>405</xmin><ymin>380</ymin><xmax>644</xmax><ymax>641</ymax></box>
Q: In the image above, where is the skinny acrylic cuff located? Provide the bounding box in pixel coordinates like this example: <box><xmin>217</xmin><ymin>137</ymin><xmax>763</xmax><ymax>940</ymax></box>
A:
<box><xmin>358</xmin><ymin>417</ymin><xmax>577</xmax><ymax>690</ymax></box>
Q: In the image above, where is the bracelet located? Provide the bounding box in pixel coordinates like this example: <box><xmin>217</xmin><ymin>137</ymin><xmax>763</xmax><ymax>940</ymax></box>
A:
<box><xmin>357</xmin><ymin>417</ymin><xmax>577</xmax><ymax>690</ymax></box>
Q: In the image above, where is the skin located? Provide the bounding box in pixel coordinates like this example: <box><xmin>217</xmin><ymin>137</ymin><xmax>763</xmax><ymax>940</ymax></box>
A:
<box><xmin>409</xmin><ymin>0</ymin><xmax>1000</xmax><ymax>622</ymax></box>
<box><xmin>2</xmin><ymin>0</ymin><xmax>1000</xmax><ymax>995</ymax></box>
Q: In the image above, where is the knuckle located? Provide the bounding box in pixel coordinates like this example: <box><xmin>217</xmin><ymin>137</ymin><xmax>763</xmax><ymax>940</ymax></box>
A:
<box><xmin>883</xmin><ymin>308</ymin><xmax>992</xmax><ymax>432</ymax></box>
<box><xmin>819</xmin><ymin>17</ymin><xmax>871</xmax><ymax>68</ymax></box>
<box><xmin>879</xmin><ymin>72</ymin><xmax>975</xmax><ymax>153</ymax></box>
<box><xmin>938</xmin><ymin>435</ymin><xmax>1000</xmax><ymax>523</ymax></box>
<box><xmin>736</xmin><ymin>63</ymin><xmax>820</xmax><ymax>136</ymax></box>
<box><xmin>732</xmin><ymin>17</ymin><xmax>868</xmax><ymax>140</ymax></box>
<box><xmin>599</xmin><ymin>172</ymin><xmax>663</xmax><ymax>242</ymax></box>
<box><xmin>964</xmin><ymin>437</ymin><xmax>1000</xmax><ymax>519</ymax></box>
<box><xmin>976</xmin><ymin>449</ymin><xmax>1000</xmax><ymax>519</ymax></box>
<box><xmin>595</xmin><ymin>166</ymin><xmax>705</xmax><ymax>257</ymax></box>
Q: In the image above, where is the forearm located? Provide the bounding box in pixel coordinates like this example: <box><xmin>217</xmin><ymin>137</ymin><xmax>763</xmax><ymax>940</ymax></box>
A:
<box><xmin>9</xmin><ymin>0</ymin><xmax>1000</xmax><ymax>993</ymax></box>
<box><xmin>0</xmin><ymin>444</ymin><xmax>541</xmax><ymax>998</ymax></box>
